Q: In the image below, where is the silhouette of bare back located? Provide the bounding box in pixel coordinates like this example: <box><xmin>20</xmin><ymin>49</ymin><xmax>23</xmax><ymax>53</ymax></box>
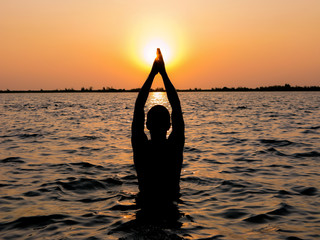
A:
<box><xmin>132</xmin><ymin>48</ymin><xmax>185</xmax><ymax>208</ymax></box>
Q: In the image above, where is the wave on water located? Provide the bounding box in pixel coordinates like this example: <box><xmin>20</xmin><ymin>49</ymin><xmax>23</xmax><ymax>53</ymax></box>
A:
<box><xmin>260</xmin><ymin>139</ymin><xmax>295</xmax><ymax>146</ymax></box>
<box><xmin>0</xmin><ymin>92</ymin><xmax>319</xmax><ymax>239</ymax></box>
<box><xmin>69</xmin><ymin>135</ymin><xmax>100</xmax><ymax>141</ymax></box>
<box><xmin>1</xmin><ymin>157</ymin><xmax>25</xmax><ymax>163</ymax></box>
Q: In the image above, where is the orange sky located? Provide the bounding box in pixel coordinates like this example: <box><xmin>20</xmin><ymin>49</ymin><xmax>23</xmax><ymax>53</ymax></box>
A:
<box><xmin>0</xmin><ymin>0</ymin><xmax>319</xmax><ymax>90</ymax></box>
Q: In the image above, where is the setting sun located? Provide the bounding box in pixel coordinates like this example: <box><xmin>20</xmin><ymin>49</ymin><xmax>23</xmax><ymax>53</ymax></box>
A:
<box><xmin>143</xmin><ymin>39</ymin><xmax>172</xmax><ymax>65</ymax></box>
<box><xmin>127</xmin><ymin>18</ymin><xmax>188</xmax><ymax>75</ymax></box>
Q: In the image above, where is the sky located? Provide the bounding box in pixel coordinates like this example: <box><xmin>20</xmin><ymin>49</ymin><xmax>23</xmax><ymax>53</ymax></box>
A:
<box><xmin>0</xmin><ymin>0</ymin><xmax>319</xmax><ymax>90</ymax></box>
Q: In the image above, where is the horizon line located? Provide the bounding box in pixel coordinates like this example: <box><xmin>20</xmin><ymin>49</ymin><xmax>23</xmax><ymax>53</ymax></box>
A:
<box><xmin>1</xmin><ymin>84</ymin><xmax>320</xmax><ymax>93</ymax></box>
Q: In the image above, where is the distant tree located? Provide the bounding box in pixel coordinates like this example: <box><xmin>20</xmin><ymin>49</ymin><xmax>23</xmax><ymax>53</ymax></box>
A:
<box><xmin>155</xmin><ymin>87</ymin><xmax>165</xmax><ymax>92</ymax></box>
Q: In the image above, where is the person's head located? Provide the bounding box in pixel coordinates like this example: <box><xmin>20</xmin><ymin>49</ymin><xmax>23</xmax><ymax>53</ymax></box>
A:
<box><xmin>146</xmin><ymin>105</ymin><xmax>170</xmax><ymax>134</ymax></box>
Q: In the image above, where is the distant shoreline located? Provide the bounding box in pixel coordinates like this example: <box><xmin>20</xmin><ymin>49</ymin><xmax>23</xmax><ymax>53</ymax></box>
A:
<box><xmin>1</xmin><ymin>84</ymin><xmax>319</xmax><ymax>93</ymax></box>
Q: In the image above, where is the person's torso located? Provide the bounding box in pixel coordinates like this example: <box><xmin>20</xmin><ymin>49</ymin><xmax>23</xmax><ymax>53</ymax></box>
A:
<box><xmin>134</xmin><ymin>140</ymin><xmax>182</xmax><ymax>200</ymax></box>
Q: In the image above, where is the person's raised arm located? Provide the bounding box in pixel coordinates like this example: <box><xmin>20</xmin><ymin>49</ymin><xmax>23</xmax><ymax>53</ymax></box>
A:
<box><xmin>132</xmin><ymin>60</ymin><xmax>158</xmax><ymax>145</ymax></box>
<box><xmin>157</xmin><ymin>49</ymin><xmax>184</xmax><ymax>138</ymax></box>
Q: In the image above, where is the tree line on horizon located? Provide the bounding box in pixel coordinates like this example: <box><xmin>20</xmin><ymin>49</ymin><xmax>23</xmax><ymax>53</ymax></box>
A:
<box><xmin>1</xmin><ymin>84</ymin><xmax>319</xmax><ymax>93</ymax></box>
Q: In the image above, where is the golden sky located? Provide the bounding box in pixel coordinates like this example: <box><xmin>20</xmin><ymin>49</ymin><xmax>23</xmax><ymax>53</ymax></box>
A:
<box><xmin>0</xmin><ymin>0</ymin><xmax>319</xmax><ymax>90</ymax></box>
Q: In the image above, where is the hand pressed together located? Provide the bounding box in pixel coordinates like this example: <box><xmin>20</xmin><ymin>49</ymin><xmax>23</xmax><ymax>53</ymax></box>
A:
<box><xmin>151</xmin><ymin>48</ymin><xmax>166</xmax><ymax>76</ymax></box>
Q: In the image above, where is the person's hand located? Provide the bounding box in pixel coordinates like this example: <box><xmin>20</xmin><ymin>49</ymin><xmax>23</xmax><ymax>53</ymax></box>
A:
<box><xmin>156</xmin><ymin>48</ymin><xmax>166</xmax><ymax>75</ymax></box>
<box><xmin>150</xmin><ymin>48</ymin><xmax>166</xmax><ymax>75</ymax></box>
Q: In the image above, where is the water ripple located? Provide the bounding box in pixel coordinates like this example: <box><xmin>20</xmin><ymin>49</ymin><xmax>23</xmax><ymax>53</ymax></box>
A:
<box><xmin>0</xmin><ymin>92</ymin><xmax>319</xmax><ymax>239</ymax></box>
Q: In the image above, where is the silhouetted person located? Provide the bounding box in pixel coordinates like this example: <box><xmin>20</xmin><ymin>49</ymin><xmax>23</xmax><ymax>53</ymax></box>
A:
<box><xmin>132</xmin><ymin>49</ymin><xmax>185</xmax><ymax>209</ymax></box>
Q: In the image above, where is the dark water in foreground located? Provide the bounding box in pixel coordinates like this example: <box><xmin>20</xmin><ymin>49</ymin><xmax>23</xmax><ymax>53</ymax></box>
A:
<box><xmin>0</xmin><ymin>92</ymin><xmax>319</xmax><ymax>240</ymax></box>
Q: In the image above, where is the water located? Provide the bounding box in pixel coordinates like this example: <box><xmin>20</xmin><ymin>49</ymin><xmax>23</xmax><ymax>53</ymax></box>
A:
<box><xmin>0</xmin><ymin>92</ymin><xmax>319</xmax><ymax>240</ymax></box>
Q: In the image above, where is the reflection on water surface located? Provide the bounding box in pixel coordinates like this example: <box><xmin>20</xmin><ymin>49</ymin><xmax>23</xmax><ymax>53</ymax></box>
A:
<box><xmin>0</xmin><ymin>92</ymin><xmax>319</xmax><ymax>239</ymax></box>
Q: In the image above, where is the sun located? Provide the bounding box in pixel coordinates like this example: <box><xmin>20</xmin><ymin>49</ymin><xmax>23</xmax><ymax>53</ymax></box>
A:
<box><xmin>127</xmin><ymin>19</ymin><xmax>187</xmax><ymax>71</ymax></box>
<box><xmin>143</xmin><ymin>39</ymin><xmax>172</xmax><ymax>65</ymax></box>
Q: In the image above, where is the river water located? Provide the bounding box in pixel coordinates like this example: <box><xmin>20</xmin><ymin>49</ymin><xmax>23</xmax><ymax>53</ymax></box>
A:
<box><xmin>0</xmin><ymin>92</ymin><xmax>319</xmax><ymax>240</ymax></box>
